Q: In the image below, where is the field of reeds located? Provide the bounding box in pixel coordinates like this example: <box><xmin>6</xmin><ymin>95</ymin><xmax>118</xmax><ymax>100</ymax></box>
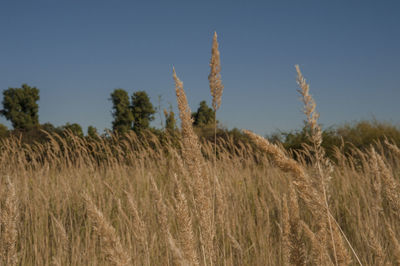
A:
<box><xmin>1</xmin><ymin>33</ymin><xmax>400</xmax><ymax>266</ymax></box>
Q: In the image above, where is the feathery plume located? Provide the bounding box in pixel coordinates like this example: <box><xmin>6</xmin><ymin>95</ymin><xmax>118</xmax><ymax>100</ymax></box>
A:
<box><xmin>371</xmin><ymin>147</ymin><xmax>400</xmax><ymax>219</ymax></box>
<box><xmin>242</xmin><ymin>130</ymin><xmax>323</xmax><ymax>217</ymax></box>
<box><xmin>172</xmin><ymin>173</ymin><xmax>199</xmax><ymax>265</ymax></box>
<box><xmin>385</xmin><ymin>139</ymin><xmax>400</xmax><ymax>158</ymax></box>
<box><xmin>367</xmin><ymin>228</ymin><xmax>385</xmax><ymax>265</ymax></box>
<box><xmin>209</xmin><ymin>31</ymin><xmax>224</xmax><ymax>112</ymax></box>
<box><xmin>296</xmin><ymin>65</ymin><xmax>342</xmax><ymax>265</ymax></box>
<box><xmin>83</xmin><ymin>193</ymin><xmax>131</xmax><ymax>266</ymax></box>
<box><xmin>51</xmin><ymin>214</ymin><xmax>69</xmax><ymax>266</ymax></box>
<box><xmin>173</xmin><ymin>67</ymin><xmax>215</xmax><ymax>263</ymax></box>
<box><xmin>301</xmin><ymin>221</ymin><xmax>329</xmax><ymax>265</ymax></box>
<box><xmin>369</xmin><ymin>148</ymin><xmax>384</xmax><ymax>214</ymax></box>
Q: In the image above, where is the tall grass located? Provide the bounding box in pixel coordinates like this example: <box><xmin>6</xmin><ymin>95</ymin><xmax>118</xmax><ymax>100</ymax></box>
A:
<box><xmin>0</xmin><ymin>124</ymin><xmax>400</xmax><ymax>265</ymax></box>
<box><xmin>0</xmin><ymin>35</ymin><xmax>399</xmax><ymax>265</ymax></box>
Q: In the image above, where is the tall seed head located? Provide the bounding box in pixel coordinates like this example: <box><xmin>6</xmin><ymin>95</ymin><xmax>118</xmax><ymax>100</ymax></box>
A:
<box><xmin>209</xmin><ymin>31</ymin><xmax>224</xmax><ymax>111</ymax></box>
<box><xmin>295</xmin><ymin>65</ymin><xmax>321</xmax><ymax>146</ymax></box>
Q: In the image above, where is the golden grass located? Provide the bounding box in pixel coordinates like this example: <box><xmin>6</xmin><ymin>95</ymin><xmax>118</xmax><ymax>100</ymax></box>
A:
<box><xmin>0</xmin><ymin>35</ymin><xmax>399</xmax><ymax>266</ymax></box>
<box><xmin>0</xmin><ymin>127</ymin><xmax>399</xmax><ymax>265</ymax></box>
<box><xmin>209</xmin><ymin>31</ymin><xmax>223</xmax><ymax>112</ymax></box>
<box><xmin>1</xmin><ymin>176</ymin><xmax>18</xmax><ymax>266</ymax></box>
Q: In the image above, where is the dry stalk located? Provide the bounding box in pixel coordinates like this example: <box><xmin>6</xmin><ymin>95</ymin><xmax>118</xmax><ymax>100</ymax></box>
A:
<box><xmin>172</xmin><ymin>173</ymin><xmax>199</xmax><ymax>265</ymax></box>
<box><xmin>369</xmin><ymin>149</ymin><xmax>384</xmax><ymax>214</ymax></box>
<box><xmin>288</xmin><ymin>185</ymin><xmax>306</xmax><ymax>266</ymax></box>
<box><xmin>384</xmin><ymin>139</ymin><xmax>400</xmax><ymax>157</ymax></box>
<box><xmin>208</xmin><ymin>31</ymin><xmax>224</xmax><ymax>112</ymax></box>
<box><xmin>149</xmin><ymin>176</ymin><xmax>169</xmax><ymax>240</ymax></box>
<box><xmin>296</xmin><ymin>65</ymin><xmax>354</xmax><ymax>265</ymax></box>
<box><xmin>367</xmin><ymin>228</ymin><xmax>385</xmax><ymax>265</ymax></box>
<box><xmin>51</xmin><ymin>214</ymin><xmax>69</xmax><ymax>266</ymax></box>
<box><xmin>173</xmin><ymin>68</ymin><xmax>215</xmax><ymax>264</ymax></box>
<box><xmin>295</xmin><ymin>65</ymin><xmax>339</xmax><ymax>265</ymax></box>
<box><xmin>167</xmin><ymin>232</ymin><xmax>190</xmax><ymax>266</ymax></box>
<box><xmin>243</xmin><ymin>129</ymin><xmax>329</xmax><ymax>264</ymax></box>
<box><xmin>208</xmin><ymin>33</ymin><xmax>224</xmax><ymax>249</ymax></box>
<box><xmin>372</xmin><ymin>148</ymin><xmax>400</xmax><ymax>219</ymax></box>
<box><xmin>1</xmin><ymin>176</ymin><xmax>18</xmax><ymax>266</ymax></box>
<box><xmin>124</xmin><ymin>191</ymin><xmax>149</xmax><ymax>265</ymax></box>
<box><xmin>281</xmin><ymin>195</ymin><xmax>290</xmax><ymax>265</ymax></box>
<box><xmin>125</xmin><ymin>192</ymin><xmax>147</xmax><ymax>244</ymax></box>
<box><xmin>385</xmin><ymin>220</ymin><xmax>400</xmax><ymax>264</ymax></box>
<box><xmin>300</xmin><ymin>221</ymin><xmax>329</xmax><ymax>265</ymax></box>
<box><xmin>150</xmin><ymin>175</ymin><xmax>189</xmax><ymax>266</ymax></box>
<box><xmin>83</xmin><ymin>192</ymin><xmax>131</xmax><ymax>266</ymax></box>
<box><xmin>243</xmin><ymin>130</ymin><xmax>323</xmax><ymax>220</ymax></box>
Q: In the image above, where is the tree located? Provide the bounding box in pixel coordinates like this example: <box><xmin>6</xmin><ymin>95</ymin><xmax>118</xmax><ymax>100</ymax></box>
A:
<box><xmin>41</xmin><ymin>122</ymin><xmax>57</xmax><ymax>133</ymax></box>
<box><xmin>164</xmin><ymin>108</ymin><xmax>177</xmax><ymax>132</ymax></box>
<box><xmin>0</xmin><ymin>84</ymin><xmax>40</xmax><ymax>130</ymax></box>
<box><xmin>61</xmin><ymin>123</ymin><xmax>84</xmax><ymax>137</ymax></box>
<box><xmin>40</xmin><ymin>122</ymin><xmax>63</xmax><ymax>136</ymax></box>
<box><xmin>192</xmin><ymin>101</ymin><xmax>215</xmax><ymax>127</ymax></box>
<box><xmin>0</xmin><ymin>123</ymin><xmax>8</xmax><ymax>138</ymax></box>
<box><xmin>131</xmin><ymin>91</ymin><xmax>155</xmax><ymax>133</ymax></box>
<box><xmin>110</xmin><ymin>89</ymin><xmax>134</xmax><ymax>134</ymax></box>
<box><xmin>87</xmin><ymin>125</ymin><xmax>98</xmax><ymax>138</ymax></box>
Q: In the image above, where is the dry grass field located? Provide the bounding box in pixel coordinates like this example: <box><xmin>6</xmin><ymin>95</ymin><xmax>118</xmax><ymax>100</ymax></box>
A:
<box><xmin>1</xmin><ymin>34</ymin><xmax>400</xmax><ymax>266</ymax></box>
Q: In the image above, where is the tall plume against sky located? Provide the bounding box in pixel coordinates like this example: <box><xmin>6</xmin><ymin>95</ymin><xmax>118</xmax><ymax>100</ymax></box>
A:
<box><xmin>209</xmin><ymin>31</ymin><xmax>223</xmax><ymax>112</ymax></box>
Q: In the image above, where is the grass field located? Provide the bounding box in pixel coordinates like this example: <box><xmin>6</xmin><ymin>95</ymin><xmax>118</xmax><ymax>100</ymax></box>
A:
<box><xmin>1</xmin><ymin>36</ymin><xmax>400</xmax><ymax>266</ymax></box>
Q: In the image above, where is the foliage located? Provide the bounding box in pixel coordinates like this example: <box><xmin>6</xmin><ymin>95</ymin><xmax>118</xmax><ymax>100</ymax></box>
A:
<box><xmin>131</xmin><ymin>91</ymin><xmax>155</xmax><ymax>133</ymax></box>
<box><xmin>110</xmin><ymin>89</ymin><xmax>134</xmax><ymax>134</ymax></box>
<box><xmin>61</xmin><ymin>123</ymin><xmax>84</xmax><ymax>137</ymax></box>
<box><xmin>164</xmin><ymin>108</ymin><xmax>177</xmax><ymax>132</ymax></box>
<box><xmin>87</xmin><ymin>125</ymin><xmax>98</xmax><ymax>139</ymax></box>
<box><xmin>337</xmin><ymin>119</ymin><xmax>400</xmax><ymax>150</ymax></box>
<box><xmin>192</xmin><ymin>100</ymin><xmax>215</xmax><ymax>127</ymax></box>
<box><xmin>0</xmin><ymin>84</ymin><xmax>40</xmax><ymax>130</ymax></box>
<box><xmin>268</xmin><ymin>120</ymin><xmax>400</xmax><ymax>158</ymax></box>
<box><xmin>0</xmin><ymin>123</ymin><xmax>8</xmax><ymax>138</ymax></box>
<box><xmin>40</xmin><ymin>122</ymin><xmax>59</xmax><ymax>134</ymax></box>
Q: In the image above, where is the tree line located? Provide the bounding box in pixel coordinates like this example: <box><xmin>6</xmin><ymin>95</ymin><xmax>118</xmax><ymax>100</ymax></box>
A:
<box><xmin>1</xmin><ymin>83</ymin><xmax>400</xmax><ymax>157</ymax></box>
<box><xmin>0</xmin><ymin>84</ymin><xmax>217</xmax><ymax>140</ymax></box>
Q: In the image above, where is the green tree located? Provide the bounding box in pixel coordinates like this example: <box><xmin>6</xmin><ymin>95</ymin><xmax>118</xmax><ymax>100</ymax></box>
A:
<box><xmin>87</xmin><ymin>125</ymin><xmax>98</xmax><ymax>138</ymax></box>
<box><xmin>40</xmin><ymin>122</ymin><xmax>57</xmax><ymax>133</ymax></box>
<box><xmin>337</xmin><ymin>120</ymin><xmax>400</xmax><ymax>151</ymax></box>
<box><xmin>0</xmin><ymin>123</ymin><xmax>8</xmax><ymax>138</ymax></box>
<box><xmin>164</xmin><ymin>108</ymin><xmax>177</xmax><ymax>132</ymax></box>
<box><xmin>0</xmin><ymin>84</ymin><xmax>40</xmax><ymax>130</ymax></box>
<box><xmin>192</xmin><ymin>100</ymin><xmax>215</xmax><ymax>127</ymax></box>
<box><xmin>40</xmin><ymin>122</ymin><xmax>63</xmax><ymax>136</ymax></box>
<box><xmin>131</xmin><ymin>91</ymin><xmax>155</xmax><ymax>133</ymax></box>
<box><xmin>110</xmin><ymin>89</ymin><xmax>134</xmax><ymax>134</ymax></box>
<box><xmin>62</xmin><ymin>123</ymin><xmax>84</xmax><ymax>137</ymax></box>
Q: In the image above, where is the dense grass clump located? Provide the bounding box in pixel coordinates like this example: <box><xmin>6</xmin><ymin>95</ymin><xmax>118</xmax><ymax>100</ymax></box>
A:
<box><xmin>1</xmin><ymin>122</ymin><xmax>400</xmax><ymax>265</ymax></box>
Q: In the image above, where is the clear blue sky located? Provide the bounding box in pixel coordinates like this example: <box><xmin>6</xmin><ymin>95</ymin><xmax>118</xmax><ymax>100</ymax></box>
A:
<box><xmin>1</xmin><ymin>0</ymin><xmax>399</xmax><ymax>135</ymax></box>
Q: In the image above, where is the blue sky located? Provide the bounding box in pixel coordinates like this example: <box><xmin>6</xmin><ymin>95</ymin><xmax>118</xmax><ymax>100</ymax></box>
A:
<box><xmin>0</xmin><ymin>0</ymin><xmax>399</xmax><ymax>135</ymax></box>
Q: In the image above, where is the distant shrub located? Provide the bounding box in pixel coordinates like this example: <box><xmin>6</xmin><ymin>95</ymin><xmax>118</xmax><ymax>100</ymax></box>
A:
<box><xmin>268</xmin><ymin>120</ymin><xmax>400</xmax><ymax>159</ymax></box>
<box><xmin>337</xmin><ymin>119</ymin><xmax>400</xmax><ymax>150</ymax></box>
